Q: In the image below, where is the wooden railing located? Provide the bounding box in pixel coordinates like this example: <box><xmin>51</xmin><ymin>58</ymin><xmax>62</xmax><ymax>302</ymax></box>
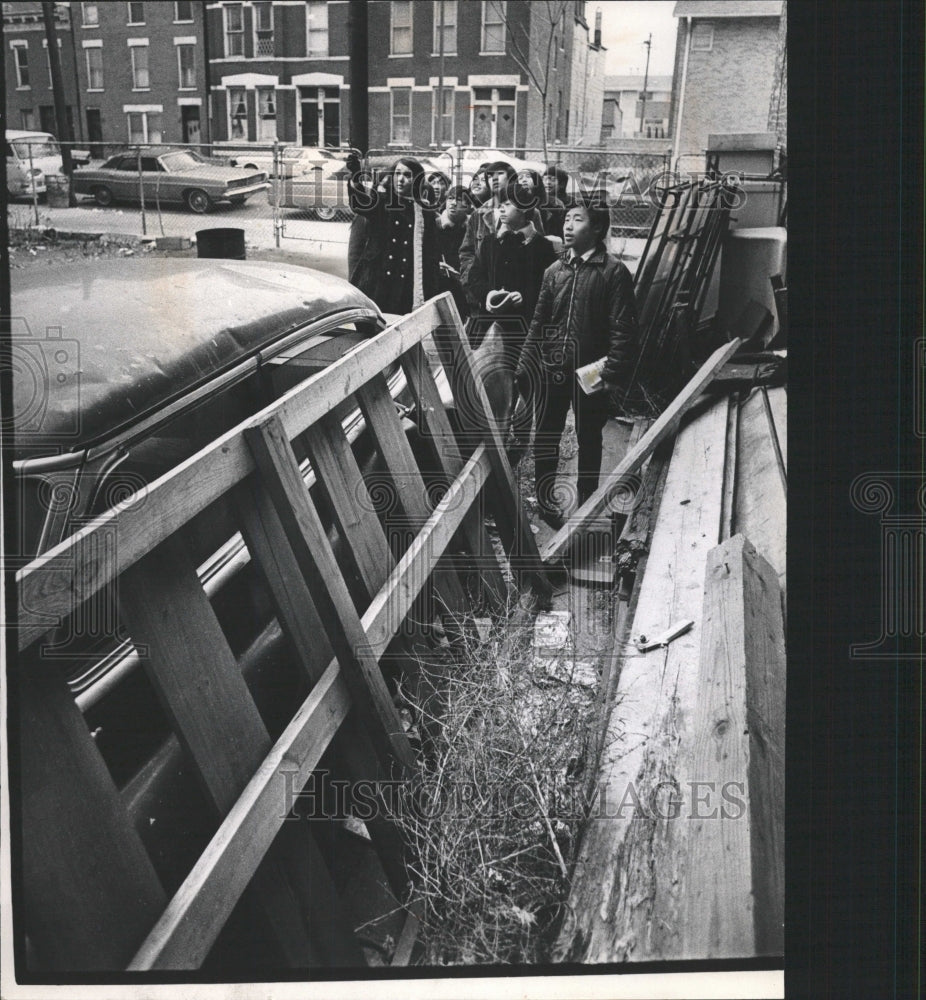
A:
<box><xmin>14</xmin><ymin>294</ymin><xmax>547</xmax><ymax>971</ymax></box>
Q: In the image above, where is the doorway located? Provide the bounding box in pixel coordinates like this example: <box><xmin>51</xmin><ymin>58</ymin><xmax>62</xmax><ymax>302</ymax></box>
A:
<box><xmin>471</xmin><ymin>87</ymin><xmax>516</xmax><ymax>147</ymax></box>
<box><xmin>181</xmin><ymin>106</ymin><xmax>201</xmax><ymax>145</ymax></box>
<box><xmin>300</xmin><ymin>86</ymin><xmax>340</xmax><ymax>147</ymax></box>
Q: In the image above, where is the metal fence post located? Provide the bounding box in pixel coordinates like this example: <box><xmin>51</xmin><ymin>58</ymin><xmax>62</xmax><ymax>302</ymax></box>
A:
<box><xmin>273</xmin><ymin>139</ymin><xmax>282</xmax><ymax>248</ymax></box>
<box><xmin>136</xmin><ymin>147</ymin><xmax>147</xmax><ymax>237</ymax></box>
<box><xmin>28</xmin><ymin>142</ymin><xmax>39</xmax><ymax>227</ymax></box>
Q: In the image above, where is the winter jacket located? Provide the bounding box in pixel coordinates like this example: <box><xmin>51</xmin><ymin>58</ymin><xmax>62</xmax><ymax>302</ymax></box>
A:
<box><xmin>516</xmin><ymin>244</ymin><xmax>639</xmax><ymax>388</ymax></box>
<box><xmin>458</xmin><ymin>201</ymin><xmax>545</xmax><ymax>284</ymax></box>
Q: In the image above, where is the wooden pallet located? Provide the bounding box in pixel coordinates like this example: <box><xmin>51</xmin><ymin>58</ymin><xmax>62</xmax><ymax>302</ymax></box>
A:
<box><xmin>14</xmin><ymin>294</ymin><xmax>546</xmax><ymax>971</ymax></box>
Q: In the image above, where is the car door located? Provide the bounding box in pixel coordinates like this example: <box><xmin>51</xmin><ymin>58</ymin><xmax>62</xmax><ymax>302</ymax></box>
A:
<box><xmin>108</xmin><ymin>154</ymin><xmax>141</xmax><ymax>201</ymax></box>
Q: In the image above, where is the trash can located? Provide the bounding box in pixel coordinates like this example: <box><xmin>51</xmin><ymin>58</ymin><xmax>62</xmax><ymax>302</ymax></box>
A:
<box><xmin>46</xmin><ymin>174</ymin><xmax>70</xmax><ymax>208</ymax></box>
<box><xmin>195</xmin><ymin>227</ymin><xmax>246</xmax><ymax>260</ymax></box>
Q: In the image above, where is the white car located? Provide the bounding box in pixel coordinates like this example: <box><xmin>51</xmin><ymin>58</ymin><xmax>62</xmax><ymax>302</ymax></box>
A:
<box><xmin>225</xmin><ymin>144</ymin><xmax>342</xmax><ymax>180</ymax></box>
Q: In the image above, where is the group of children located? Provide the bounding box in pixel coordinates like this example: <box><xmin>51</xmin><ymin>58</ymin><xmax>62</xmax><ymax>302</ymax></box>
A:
<box><xmin>346</xmin><ymin>153</ymin><xmax>639</xmax><ymax>530</ymax></box>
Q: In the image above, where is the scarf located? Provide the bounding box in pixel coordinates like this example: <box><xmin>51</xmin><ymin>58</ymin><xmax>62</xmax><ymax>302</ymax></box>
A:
<box><xmin>412</xmin><ymin>199</ymin><xmax>424</xmax><ymax>309</ymax></box>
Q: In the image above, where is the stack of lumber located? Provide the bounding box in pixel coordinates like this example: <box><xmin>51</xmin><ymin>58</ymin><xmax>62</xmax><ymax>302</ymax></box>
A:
<box><xmin>555</xmin><ymin>385</ymin><xmax>786</xmax><ymax>963</ymax></box>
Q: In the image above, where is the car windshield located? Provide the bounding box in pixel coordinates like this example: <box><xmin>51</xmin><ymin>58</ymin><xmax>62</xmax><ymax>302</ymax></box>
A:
<box><xmin>12</xmin><ymin>139</ymin><xmax>58</xmax><ymax>158</ymax></box>
<box><xmin>159</xmin><ymin>150</ymin><xmax>202</xmax><ymax>171</ymax></box>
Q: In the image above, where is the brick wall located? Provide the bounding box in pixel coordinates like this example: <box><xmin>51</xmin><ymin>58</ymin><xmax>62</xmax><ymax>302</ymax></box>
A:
<box><xmin>674</xmin><ymin>16</ymin><xmax>781</xmax><ymax>163</ymax></box>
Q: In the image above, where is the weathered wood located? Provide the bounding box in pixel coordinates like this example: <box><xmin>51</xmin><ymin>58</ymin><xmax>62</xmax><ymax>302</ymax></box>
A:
<box><xmin>17</xmin><ymin>300</ymin><xmax>449</xmax><ymax>653</ymax></box>
<box><xmin>19</xmin><ymin>661</ymin><xmax>167</xmax><ymax>970</ymax></box>
<box><xmin>400</xmin><ymin>343</ymin><xmax>507</xmax><ymax>610</ymax></box>
<box><xmin>734</xmin><ymin>388</ymin><xmax>786</xmax><ymax>592</ymax></box>
<box><xmin>129</xmin><ymin>662</ymin><xmax>352</xmax><ymax>970</ymax></box>
<box><xmin>614</xmin><ymin>438</ymin><xmax>672</xmax><ymax>575</ymax></box>
<box><xmin>354</xmin><ymin>372</ymin><xmax>470</xmax><ymax>616</ymax></box>
<box><xmin>763</xmin><ymin>385</ymin><xmax>787</xmax><ymax>470</ymax></box>
<box><xmin>556</xmin><ymin>395</ymin><xmax>729</xmax><ymax>963</ymax></box>
<box><xmin>118</xmin><ymin>534</ymin><xmax>358</xmax><ymax>967</ymax></box>
<box><xmin>682</xmin><ymin>534</ymin><xmax>785</xmax><ymax>958</ymax></box>
<box><xmin>720</xmin><ymin>394</ymin><xmax>740</xmax><ymax>541</ymax></box>
<box><xmin>245</xmin><ymin>414</ymin><xmax>415</xmax><ymax>771</ymax></box>
<box><xmin>541</xmin><ymin>338</ymin><xmax>742</xmax><ymax>564</ymax></box>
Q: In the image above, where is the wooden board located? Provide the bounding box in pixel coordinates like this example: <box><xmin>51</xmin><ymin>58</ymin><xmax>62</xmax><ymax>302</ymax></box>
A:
<box><xmin>555</xmin><ymin>394</ymin><xmax>729</xmax><ymax>963</ymax></box>
<box><xmin>734</xmin><ymin>388</ymin><xmax>786</xmax><ymax>593</ymax></box>
<box><xmin>682</xmin><ymin>534</ymin><xmax>785</xmax><ymax>958</ymax></box>
<box><xmin>542</xmin><ymin>338</ymin><xmax>742</xmax><ymax>563</ymax></box>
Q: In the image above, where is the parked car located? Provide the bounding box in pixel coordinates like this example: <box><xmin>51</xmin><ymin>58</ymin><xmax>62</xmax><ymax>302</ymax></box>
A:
<box><xmin>5</xmin><ymin>129</ymin><xmax>90</xmax><ymax>200</ymax></box>
<box><xmin>71</xmin><ymin>147</ymin><xmax>269</xmax><ymax>213</ymax></box>
<box><xmin>12</xmin><ymin>258</ymin><xmax>454</xmax><ymax>896</ymax></box>
<box><xmin>223</xmin><ymin>143</ymin><xmax>343</xmax><ymax>180</ymax></box>
<box><xmin>269</xmin><ymin>150</ymin><xmax>354</xmax><ymax>220</ymax></box>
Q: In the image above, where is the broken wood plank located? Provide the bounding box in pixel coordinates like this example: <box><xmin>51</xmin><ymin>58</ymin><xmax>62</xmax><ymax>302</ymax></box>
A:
<box><xmin>245</xmin><ymin>414</ymin><xmax>416</xmax><ymax>772</ymax></box>
<box><xmin>555</xmin><ymin>393</ymin><xmax>729</xmax><ymax>963</ymax></box>
<box><xmin>682</xmin><ymin>534</ymin><xmax>785</xmax><ymax>958</ymax></box>
<box><xmin>734</xmin><ymin>388</ymin><xmax>786</xmax><ymax>593</ymax></box>
<box><xmin>614</xmin><ymin>438</ymin><xmax>672</xmax><ymax>575</ymax></box>
<box><xmin>19</xmin><ymin>660</ymin><xmax>167</xmax><ymax>970</ymax></box>
<box><xmin>720</xmin><ymin>394</ymin><xmax>740</xmax><ymax>541</ymax></box>
<box><xmin>542</xmin><ymin>338</ymin><xmax>742</xmax><ymax>564</ymax></box>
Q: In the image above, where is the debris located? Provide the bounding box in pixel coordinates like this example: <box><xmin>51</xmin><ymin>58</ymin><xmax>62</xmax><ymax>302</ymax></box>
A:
<box><xmin>634</xmin><ymin>618</ymin><xmax>695</xmax><ymax>652</ymax></box>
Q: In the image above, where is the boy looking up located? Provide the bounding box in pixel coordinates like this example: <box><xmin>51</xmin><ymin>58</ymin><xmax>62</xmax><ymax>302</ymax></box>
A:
<box><xmin>515</xmin><ymin>198</ymin><xmax>639</xmax><ymax>528</ymax></box>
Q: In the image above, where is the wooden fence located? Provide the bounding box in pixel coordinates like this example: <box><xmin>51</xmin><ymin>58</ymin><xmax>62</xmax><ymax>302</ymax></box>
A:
<box><xmin>14</xmin><ymin>294</ymin><xmax>547</xmax><ymax>972</ymax></box>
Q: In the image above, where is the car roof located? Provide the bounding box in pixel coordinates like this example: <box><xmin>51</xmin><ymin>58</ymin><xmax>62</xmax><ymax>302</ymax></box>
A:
<box><xmin>6</xmin><ymin>130</ymin><xmax>56</xmax><ymax>140</ymax></box>
<box><xmin>11</xmin><ymin>258</ymin><xmax>382</xmax><ymax>459</ymax></box>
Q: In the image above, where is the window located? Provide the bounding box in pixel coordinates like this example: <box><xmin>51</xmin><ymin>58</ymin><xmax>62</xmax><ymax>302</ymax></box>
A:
<box><xmin>228</xmin><ymin>86</ymin><xmax>247</xmax><ymax>139</ymax></box>
<box><xmin>390</xmin><ymin>87</ymin><xmax>411</xmax><ymax>143</ymax></box>
<box><xmin>254</xmin><ymin>1</ymin><xmax>273</xmax><ymax>56</ymax></box>
<box><xmin>127</xmin><ymin>2</ymin><xmax>144</xmax><ymax>25</ymax></box>
<box><xmin>432</xmin><ymin>0</ymin><xmax>457</xmax><ymax>54</ymax></box>
<box><xmin>130</xmin><ymin>44</ymin><xmax>149</xmax><ymax>89</ymax></box>
<box><xmin>691</xmin><ymin>22</ymin><xmax>713</xmax><ymax>51</ymax></box>
<box><xmin>13</xmin><ymin>44</ymin><xmax>30</xmax><ymax>89</ymax></box>
<box><xmin>127</xmin><ymin>110</ymin><xmax>162</xmax><ymax>144</ymax></box>
<box><xmin>257</xmin><ymin>87</ymin><xmax>276</xmax><ymax>140</ymax></box>
<box><xmin>174</xmin><ymin>1</ymin><xmax>193</xmax><ymax>22</ymax></box>
<box><xmin>86</xmin><ymin>47</ymin><xmax>104</xmax><ymax>90</ymax></box>
<box><xmin>306</xmin><ymin>2</ymin><xmax>328</xmax><ymax>57</ymax></box>
<box><xmin>177</xmin><ymin>44</ymin><xmax>195</xmax><ymax>89</ymax></box>
<box><xmin>391</xmin><ymin>1</ymin><xmax>412</xmax><ymax>55</ymax></box>
<box><xmin>21</xmin><ymin>109</ymin><xmax>36</xmax><ymax>130</ymax></box>
<box><xmin>81</xmin><ymin>3</ymin><xmax>99</xmax><ymax>27</ymax></box>
<box><xmin>481</xmin><ymin>1</ymin><xmax>506</xmax><ymax>53</ymax></box>
<box><xmin>432</xmin><ymin>86</ymin><xmax>454</xmax><ymax>143</ymax></box>
<box><xmin>225</xmin><ymin>4</ymin><xmax>244</xmax><ymax>57</ymax></box>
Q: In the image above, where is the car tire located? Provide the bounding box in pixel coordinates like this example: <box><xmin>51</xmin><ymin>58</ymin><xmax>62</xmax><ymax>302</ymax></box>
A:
<box><xmin>243</xmin><ymin>164</ymin><xmax>259</xmax><ymax>172</ymax></box>
<box><xmin>186</xmin><ymin>189</ymin><xmax>212</xmax><ymax>214</ymax></box>
<box><xmin>315</xmin><ymin>205</ymin><xmax>337</xmax><ymax>221</ymax></box>
<box><xmin>93</xmin><ymin>185</ymin><xmax>114</xmax><ymax>207</ymax></box>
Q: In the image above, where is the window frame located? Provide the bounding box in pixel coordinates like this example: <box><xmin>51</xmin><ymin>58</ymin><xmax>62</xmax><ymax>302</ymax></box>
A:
<box><xmin>481</xmin><ymin>0</ymin><xmax>507</xmax><ymax>54</ymax></box>
<box><xmin>306</xmin><ymin>1</ymin><xmax>329</xmax><ymax>57</ymax></box>
<box><xmin>224</xmin><ymin>4</ymin><xmax>245</xmax><ymax>57</ymax></box>
<box><xmin>431</xmin><ymin>85</ymin><xmax>455</xmax><ymax>144</ymax></box>
<box><xmin>390</xmin><ymin>1</ymin><xmax>413</xmax><ymax>57</ymax></box>
<box><xmin>690</xmin><ymin>22</ymin><xmax>714</xmax><ymax>51</ymax></box>
<box><xmin>173</xmin><ymin>1</ymin><xmax>193</xmax><ymax>23</ymax></box>
<box><xmin>176</xmin><ymin>43</ymin><xmax>196</xmax><ymax>91</ymax></box>
<box><xmin>12</xmin><ymin>43</ymin><xmax>30</xmax><ymax>89</ymax></box>
<box><xmin>431</xmin><ymin>0</ymin><xmax>457</xmax><ymax>56</ymax></box>
<box><xmin>253</xmin><ymin>1</ymin><xmax>273</xmax><ymax>57</ymax></box>
<box><xmin>126</xmin><ymin>109</ymin><xmax>162</xmax><ymax>145</ymax></box>
<box><xmin>81</xmin><ymin>2</ymin><xmax>99</xmax><ymax>27</ymax></box>
<box><xmin>228</xmin><ymin>86</ymin><xmax>248</xmax><ymax>140</ymax></box>
<box><xmin>126</xmin><ymin>2</ymin><xmax>145</xmax><ymax>26</ymax></box>
<box><xmin>390</xmin><ymin>86</ymin><xmax>412</xmax><ymax>144</ymax></box>
<box><xmin>85</xmin><ymin>46</ymin><xmax>104</xmax><ymax>91</ymax></box>
<box><xmin>129</xmin><ymin>43</ymin><xmax>150</xmax><ymax>91</ymax></box>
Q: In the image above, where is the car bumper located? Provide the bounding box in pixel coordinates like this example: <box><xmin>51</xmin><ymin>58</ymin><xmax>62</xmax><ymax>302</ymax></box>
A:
<box><xmin>220</xmin><ymin>181</ymin><xmax>270</xmax><ymax>201</ymax></box>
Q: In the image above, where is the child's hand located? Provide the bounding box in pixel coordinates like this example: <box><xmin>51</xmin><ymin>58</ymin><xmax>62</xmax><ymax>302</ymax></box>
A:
<box><xmin>486</xmin><ymin>289</ymin><xmax>510</xmax><ymax>312</ymax></box>
<box><xmin>507</xmin><ymin>291</ymin><xmax>523</xmax><ymax>307</ymax></box>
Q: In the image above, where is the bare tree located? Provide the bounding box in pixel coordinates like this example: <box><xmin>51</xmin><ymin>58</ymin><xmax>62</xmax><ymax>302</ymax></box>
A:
<box><xmin>489</xmin><ymin>0</ymin><xmax>571</xmax><ymax>161</ymax></box>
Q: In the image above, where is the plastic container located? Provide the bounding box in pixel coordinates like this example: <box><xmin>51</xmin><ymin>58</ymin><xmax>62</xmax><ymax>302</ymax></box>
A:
<box><xmin>195</xmin><ymin>227</ymin><xmax>246</xmax><ymax>260</ymax></box>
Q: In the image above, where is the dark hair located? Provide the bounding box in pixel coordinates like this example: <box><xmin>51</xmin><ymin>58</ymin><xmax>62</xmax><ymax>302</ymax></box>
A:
<box><xmin>447</xmin><ymin>184</ymin><xmax>474</xmax><ymax>206</ymax></box>
<box><xmin>483</xmin><ymin>160</ymin><xmax>518</xmax><ymax>181</ymax></box>
<box><xmin>390</xmin><ymin>156</ymin><xmax>430</xmax><ymax>204</ymax></box>
<box><xmin>498</xmin><ymin>181</ymin><xmax>540</xmax><ymax>212</ymax></box>
<box><xmin>544</xmin><ymin>165</ymin><xmax>569</xmax><ymax>196</ymax></box>
<box><xmin>566</xmin><ymin>194</ymin><xmax>611</xmax><ymax>239</ymax></box>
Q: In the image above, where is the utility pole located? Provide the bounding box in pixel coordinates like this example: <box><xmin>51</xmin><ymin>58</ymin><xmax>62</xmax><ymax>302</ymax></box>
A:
<box><xmin>348</xmin><ymin>0</ymin><xmax>369</xmax><ymax>154</ymax></box>
<box><xmin>436</xmin><ymin>0</ymin><xmax>446</xmax><ymax>147</ymax></box>
<box><xmin>638</xmin><ymin>33</ymin><xmax>652</xmax><ymax>137</ymax></box>
<box><xmin>41</xmin><ymin>1</ymin><xmax>75</xmax><ymax>202</ymax></box>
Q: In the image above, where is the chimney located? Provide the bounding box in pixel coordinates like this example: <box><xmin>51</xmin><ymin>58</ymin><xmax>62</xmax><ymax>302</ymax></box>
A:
<box><xmin>594</xmin><ymin>8</ymin><xmax>602</xmax><ymax>47</ymax></box>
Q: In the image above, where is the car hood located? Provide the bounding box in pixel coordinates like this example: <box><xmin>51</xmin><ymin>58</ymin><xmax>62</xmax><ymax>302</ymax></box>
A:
<box><xmin>11</xmin><ymin>259</ymin><xmax>382</xmax><ymax>459</ymax></box>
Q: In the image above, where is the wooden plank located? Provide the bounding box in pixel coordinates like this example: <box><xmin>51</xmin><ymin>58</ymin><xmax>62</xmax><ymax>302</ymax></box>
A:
<box><xmin>763</xmin><ymin>385</ymin><xmax>787</xmax><ymax>471</ymax></box>
<box><xmin>734</xmin><ymin>388</ymin><xmax>786</xmax><ymax>592</ymax></box>
<box><xmin>614</xmin><ymin>438</ymin><xmax>673</xmax><ymax>576</ymax></box>
<box><xmin>354</xmin><ymin>373</ymin><xmax>470</xmax><ymax>617</ymax></box>
<box><xmin>17</xmin><ymin>300</ymin><xmax>446</xmax><ymax>653</ymax></box>
<box><xmin>541</xmin><ymin>338</ymin><xmax>742</xmax><ymax>564</ymax></box>
<box><xmin>129</xmin><ymin>662</ymin><xmax>352</xmax><ymax>970</ymax></box>
<box><xmin>555</xmin><ymin>395</ymin><xmax>729</xmax><ymax>963</ymax></box>
<box><xmin>118</xmin><ymin>535</ymin><xmax>357</xmax><ymax>968</ymax></box>
<box><xmin>245</xmin><ymin>414</ymin><xmax>416</xmax><ymax>771</ymax></box>
<box><xmin>682</xmin><ymin>534</ymin><xmax>785</xmax><ymax>958</ymax></box>
<box><xmin>399</xmin><ymin>343</ymin><xmax>508</xmax><ymax>610</ymax></box>
<box><xmin>429</xmin><ymin>296</ymin><xmax>548</xmax><ymax>590</ymax></box>
<box><xmin>760</xmin><ymin>388</ymin><xmax>787</xmax><ymax>490</ymax></box>
<box><xmin>300</xmin><ymin>408</ymin><xmax>397</xmax><ymax>601</ymax></box>
<box><xmin>390</xmin><ymin>903</ymin><xmax>423</xmax><ymax>966</ymax></box>
<box><xmin>19</xmin><ymin>660</ymin><xmax>167</xmax><ymax>970</ymax></box>
<box><xmin>720</xmin><ymin>394</ymin><xmax>740</xmax><ymax>541</ymax></box>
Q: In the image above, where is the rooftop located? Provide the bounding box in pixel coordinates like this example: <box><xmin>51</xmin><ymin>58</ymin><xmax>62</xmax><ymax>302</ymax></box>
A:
<box><xmin>673</xmin><ymin>1</ymin><xmax>784</xmax><ymax>18</ymax></box>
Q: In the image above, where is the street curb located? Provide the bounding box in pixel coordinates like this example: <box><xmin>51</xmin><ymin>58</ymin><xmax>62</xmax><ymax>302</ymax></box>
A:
<box><xmin>9</xmin><ymin>225</ymin><xmax>145</xmax><ymax>245</ymax></box>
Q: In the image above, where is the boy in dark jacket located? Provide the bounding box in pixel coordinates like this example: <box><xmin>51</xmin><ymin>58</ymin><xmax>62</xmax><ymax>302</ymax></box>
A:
<box><xmin>515</xmin><ymin>198</ymin><xmax>639</xmax><ymax>527</ymax></box>
<box><xmin>463</xmin><ymin>181</ymin><xmax>557</xmax><ymax>361</ymax></box>
<box><xmin>435</xmin><ymin>185</ymin><xmax>473</xmax><ymax>319</ymax></box>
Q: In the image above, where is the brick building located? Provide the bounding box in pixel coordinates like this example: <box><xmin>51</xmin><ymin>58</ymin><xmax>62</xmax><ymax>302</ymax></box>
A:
<box><xmin>3</xmin><ymin>1</ymin><xmax>79</xmax><ymax>138</ymax></box>
<box><xmin>601</xmin><ymin>73</ymin><xmax>673</xmax><ymax>141</ymax></box>
<box><xmin>70</xmin><ymin>0</ymin><xmax>208</xmax><ymax>147</ymax></box>
<box><xmin>669</xmin><ymin>0</ymin><xmax>785</xmax><ymax>170</ymax></box>
<box><xmin>206</xmin><ymin>0</ymin><xmax>604</xmax><ymax>154</ymax></box>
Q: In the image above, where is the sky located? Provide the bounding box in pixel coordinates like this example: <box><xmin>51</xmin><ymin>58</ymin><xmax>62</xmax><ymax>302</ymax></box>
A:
<box><xmin>596</xmin><ymin>1</ymin><xmax>679</xmax><ymax>79</ymax></box>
